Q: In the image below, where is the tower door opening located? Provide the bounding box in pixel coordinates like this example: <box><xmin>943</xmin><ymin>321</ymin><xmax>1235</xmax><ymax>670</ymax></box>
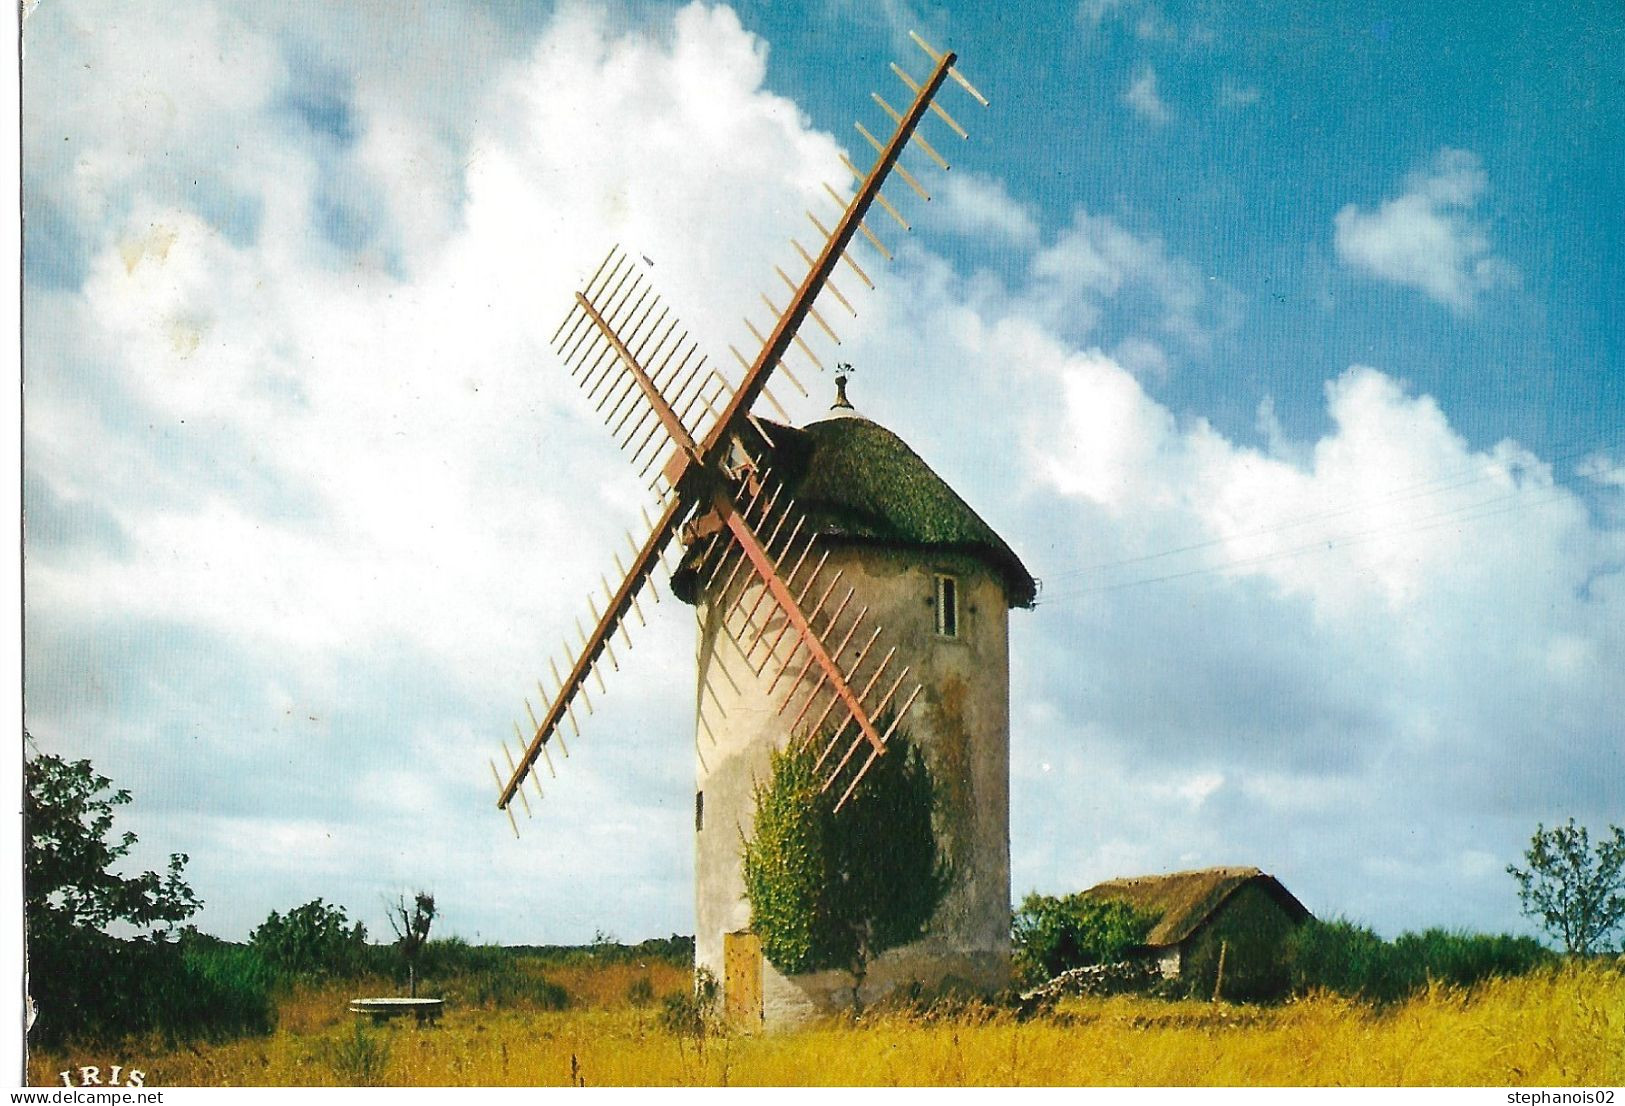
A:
<box><xmin>723</xmin><ymin>929</ymin><xmax>764</xmax><ymax>1026</ymax></box>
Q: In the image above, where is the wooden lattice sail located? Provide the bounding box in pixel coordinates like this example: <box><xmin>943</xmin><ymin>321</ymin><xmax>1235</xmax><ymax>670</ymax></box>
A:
<box><xmin>493</xmin><ymin>32</ymin><xmax>990</xmax><ymax>832</ymax></box>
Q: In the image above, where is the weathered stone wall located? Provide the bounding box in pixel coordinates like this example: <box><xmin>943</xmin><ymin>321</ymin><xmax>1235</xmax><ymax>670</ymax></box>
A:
<box><xmin>690</xmin><ymin>543</ymin><xmax>1013</xmax><ymax>1027</ymax></box>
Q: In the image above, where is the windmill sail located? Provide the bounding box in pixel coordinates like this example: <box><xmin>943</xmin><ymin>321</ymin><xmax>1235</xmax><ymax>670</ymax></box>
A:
<box><xmin>551</xmin><ymin>247</ymin><xmax>739</xmax><ymax>490</ymax></box>
<box><xmin>494</xmin><ymin>33</ymin><xmax>986</xmax><ymax>821</ymax></box>
<box><xmin>712</xmin><ymin>34</ymin><xmax>981</xmax><ymax>445</ymax></box>
<box><xmin>495</xmin><ymin>490</ymin><xmax>688</xmax><ymax>814</ymax></box>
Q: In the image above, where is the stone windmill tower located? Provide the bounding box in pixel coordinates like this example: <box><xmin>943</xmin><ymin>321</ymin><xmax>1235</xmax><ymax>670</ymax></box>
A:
<box><xmin>674</xmin><ymin>379</ymin><xmax>1035</xmax><ymax>1025</ymax></box>
<box><xmin>486</xmin><ymin>33</ymin><xmax>1029</xmax><ymax>1029</ymax></box>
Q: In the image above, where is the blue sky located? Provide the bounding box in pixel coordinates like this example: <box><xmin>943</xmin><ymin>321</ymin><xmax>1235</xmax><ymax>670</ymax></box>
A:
<box><xmin>20</xmin><ymin>1</ymin><xmax>1624</xmax><ymax>948</ymax></box>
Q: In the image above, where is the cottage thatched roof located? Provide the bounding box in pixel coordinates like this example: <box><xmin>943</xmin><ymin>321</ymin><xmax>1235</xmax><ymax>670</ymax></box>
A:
<box><xmin>1080</xmin><ymin>866</ymin><xmax>1311</xmax><ymax>949</ymax></box>
<box><xmin>671</xmin><ymin>414</ymin><xmax>1035</xmax><ymax>608</ymax></box>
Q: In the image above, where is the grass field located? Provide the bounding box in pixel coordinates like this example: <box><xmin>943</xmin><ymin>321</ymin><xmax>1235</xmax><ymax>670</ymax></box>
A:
<box><xmin>26</xmin><ymin>959</ymin><xmax>1623</xmax><ymax>1087</ymax></box>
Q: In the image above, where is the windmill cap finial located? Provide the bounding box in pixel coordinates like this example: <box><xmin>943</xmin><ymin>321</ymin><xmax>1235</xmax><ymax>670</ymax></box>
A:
<box><xmin>832</xmin><ymin>363</ymin><xmax>855</xmax><ymax>411</ymax></box>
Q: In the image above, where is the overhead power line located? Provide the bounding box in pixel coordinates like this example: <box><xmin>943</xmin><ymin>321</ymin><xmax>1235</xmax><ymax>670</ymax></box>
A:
<box><xmin>1049</xmin><ymin>428</ymin><xmax>1623</xmax><ymax>583</ymax></box>
<box><xmin>1037</xmin><ymin>451</ymin><xmax>1623</xmax><ymax>605</ymax></box>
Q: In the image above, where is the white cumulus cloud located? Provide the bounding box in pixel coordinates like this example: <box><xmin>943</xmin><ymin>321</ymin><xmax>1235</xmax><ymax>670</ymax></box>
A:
<box><xmin>1026</xmin><ymin>209</ymin><xmax>1238</xmax><ymax>355</ymax></box>
<box><xmin>1334</xmin><ymin>147</ymin><xmax>1519</xmax><ymax>311</ymax></box>
<box><xmin>936</xmin><ymin>172</ymin><xmax>1042</xmax><ymax>247</ymax></box>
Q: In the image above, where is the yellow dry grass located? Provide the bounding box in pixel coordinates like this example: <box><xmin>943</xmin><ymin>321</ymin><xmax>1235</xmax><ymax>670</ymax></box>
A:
<box><xmin>28</xmin><ymin>961</ymin><xmax>1622</xmax><ymax>1088</ymax></box>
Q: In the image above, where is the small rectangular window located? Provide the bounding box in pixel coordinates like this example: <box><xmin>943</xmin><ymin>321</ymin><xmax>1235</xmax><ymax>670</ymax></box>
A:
<box><xmin>935</xmin><ymin>574</ymin><xmax>959</xmax><ymax>638</ymax></box>
<box><xmin>695</xmin><ymin>790</ymin><xmax>704</xmax><ymax>833</ymax></box>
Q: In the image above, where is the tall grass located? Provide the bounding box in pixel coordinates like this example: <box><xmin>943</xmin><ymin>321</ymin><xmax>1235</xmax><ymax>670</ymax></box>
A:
<box><xmin>402</xmin><ymin>937</ymin><xmax>689</xmax><ymax>1011</ymax></box>
<box><xmin>30</xmin><ymin>960</ymin><xmax>1620</xmax><ymax>1087</ymax></box>
<box><xmin>176</xmin><ymin>942</ymin><xmax>280</xmax><ymax>1038</ymax></box>
<box><xmin>27</xmin><ymin>932</ymin><xmax>660</xmax><ymax>1052</ymax></box>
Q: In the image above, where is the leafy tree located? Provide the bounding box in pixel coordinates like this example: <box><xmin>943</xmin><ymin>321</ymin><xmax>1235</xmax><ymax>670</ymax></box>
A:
<box><xmin>251</xmin><ymin>899</ymin><xmax>369</xmax><ymax>978</ymax></box>
<box><xmin>1507</xmin><ymin>819</ymin><xmax>1625</xmax><ymax>956</ymax></box>
<box><xmin>741</xmin><ymin>728</ymin><xmax>950</xmax><ymax>1007</ymax></box>
<box><xmin>386</xmin><ymin>890</ymin><xmax>436</xmax><ymax>996</ymax></box>
<box><xmin>25</xmin><ymin>752</ymin><xmax>201</xmax><ymax>943</ymax></box>
<box><xmin>1010</xmin><ymin>892</ymin><xmax>1159</xmax><ymax>989</ymax></box>
<box><xmin>23</xmin><ymin>750</ymin><xmax>271</xmax><ymax>1046</ymax></box>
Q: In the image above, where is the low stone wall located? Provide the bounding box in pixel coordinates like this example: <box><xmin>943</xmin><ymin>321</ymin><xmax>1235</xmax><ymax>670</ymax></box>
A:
<box><xmin>1018</xmin><ymin>958</ymin><xmax>1164</xmax><ymax>1006</ymax></box>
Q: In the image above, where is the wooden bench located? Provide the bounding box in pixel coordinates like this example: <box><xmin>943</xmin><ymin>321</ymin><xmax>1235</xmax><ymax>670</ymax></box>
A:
<box><xmin>347</xmin><ymin>997</ymin><xmax>444</xmax><ymax>1025</ymax></box>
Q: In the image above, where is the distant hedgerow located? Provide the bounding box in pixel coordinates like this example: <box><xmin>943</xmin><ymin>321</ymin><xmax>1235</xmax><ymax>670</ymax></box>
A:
<box><xmin>1285</xmin><ymin>918</ymin><xmax>1554</xmax><ymax>1002</ymax></box>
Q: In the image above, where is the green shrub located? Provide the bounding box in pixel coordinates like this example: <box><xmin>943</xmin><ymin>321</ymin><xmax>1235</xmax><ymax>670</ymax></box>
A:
<box><xmin>406</xmin><ymin>939</ymin><xmax>575</xmax><ymax>1009</ymax></box>
<box><xmin>623</xmin><ymin>934</ymin><xmax>696</xmax><ymax>965</ymax></box>
<box><xmin>500</xmin><ymin>934</ymin><xmax>694</xmax><ymax>966</ymax></box>
<box><xmin>1285</xmin><ymin>918</ymin><xmax>1396</xmax><ymax>999</ymax></box>
<box><xmin>1391</xmin><ymin>928</ymin><xmax>1554</xmax><ymax>991</ymax></box>
<box><xmin>250</xmin><ymin>899</ymin><xmax>369</xmax><ymax>980</ymax></box>
<box><xmin>659</xmin><ymin>967</ymin><xmax>719</xmax><ymax>1038</ymax></box>
<box><xmin>741</xmin><ymin>727</ymin><xmax>949</xmax><ymax>1000</ymax></box>
<box><xmin>321</xmin><ymin>1022</ymin><xmax>391</xmax><ymax>1086</ymax></box>
<box><xmin>1011</xmin><ymin>893</ymin><xmax>1160</xmax><ymax>989</ymax></box>
<box><xmin>625</xmin><ymin>975</ymin><xmax>656</xmax><ymax>1006</ymax></box>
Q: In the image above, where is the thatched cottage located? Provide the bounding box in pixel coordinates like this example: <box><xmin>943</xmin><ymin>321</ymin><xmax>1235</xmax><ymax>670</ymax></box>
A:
<box><xmin>1082</xmin><ymin>866</ymin><xmax>1312</xmax><ymax>1001</ymax></box>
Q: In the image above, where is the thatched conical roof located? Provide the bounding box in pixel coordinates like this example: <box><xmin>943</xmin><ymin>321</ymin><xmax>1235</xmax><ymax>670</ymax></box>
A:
<box><xmin>671</xmin><ymin>414</ymin><xmax>1035</xmax><ymax>608</ymax></box>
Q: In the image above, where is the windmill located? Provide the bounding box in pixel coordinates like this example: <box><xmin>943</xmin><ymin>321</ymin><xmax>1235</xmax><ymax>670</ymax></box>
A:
<box><xmin>491</xmin><ymin>32</ymin><xmax>1036</xmax><ymax>1024</ymax></box>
